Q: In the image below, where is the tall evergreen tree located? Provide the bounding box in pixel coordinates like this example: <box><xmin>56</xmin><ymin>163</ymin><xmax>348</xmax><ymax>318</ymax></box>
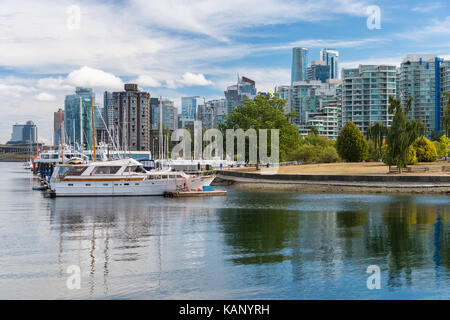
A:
<box><xmin>336</xmin><ymin>122</ymin><xmax>368</xmax><ymax>162</ymax></box>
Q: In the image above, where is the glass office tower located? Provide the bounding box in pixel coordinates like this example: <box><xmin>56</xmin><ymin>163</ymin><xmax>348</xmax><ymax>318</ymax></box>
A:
<box><xmin>291</xmin><ymin>47</ymin><xmax>309</xmax><ymax>84</ymax></box>
<box><xmin>320</xmin><ymin>49</ymin><xmax>339</xmax><ymax>80</ymax></box>
<box><xmin>64</xmin><ymin>87</ymin><xmax>94</xmax><ymax>149</ymax></box>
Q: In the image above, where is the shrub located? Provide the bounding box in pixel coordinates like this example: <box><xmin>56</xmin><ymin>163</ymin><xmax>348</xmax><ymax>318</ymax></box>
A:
<box><xmin>317</xmin><ymin>146</ymin><xmax>340</xmax><ymax>163</ymax></box>
<box><xmin>286</xmin><ymin>134</ymin><xmax>340</xmax><ymax>164</ymax></box>
<box><xmin>408</xmin><ymin>145</ymin><xmax>418</xmax><ymax>165</ymax></box>
<box><xmin>336</xmin><ymin>122</ymin><xmax>369</xmax><ymax>162</ymax></box>
<box><xmin>412</xmin><ymin>136</ymin><xmax>437</xmax><ymax>162</ymax></box>
<box><xmin>437</xmin><ymin>135</ymin><xmax>449</xmax><ymax>157</ymax></box>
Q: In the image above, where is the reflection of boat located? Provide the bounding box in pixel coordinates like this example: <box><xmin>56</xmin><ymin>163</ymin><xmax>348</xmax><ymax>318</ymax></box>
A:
<box><xmin>49</xmin><ymin>158</ymin><xmax>215</xmax><ymax>197</ymax></box>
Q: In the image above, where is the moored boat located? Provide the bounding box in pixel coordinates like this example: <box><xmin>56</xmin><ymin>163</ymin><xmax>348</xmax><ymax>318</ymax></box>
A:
<box><xmin>48</xmin><ymin>158</ymin><xmax>215</xmax><ymax>197</ymax></box>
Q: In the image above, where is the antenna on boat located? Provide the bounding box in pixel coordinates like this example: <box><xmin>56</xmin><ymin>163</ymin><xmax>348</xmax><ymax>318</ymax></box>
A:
<box><xmin>91</xmin><ymin>96</ymin><xmax>97</xmax><ymax>162</ymax></box>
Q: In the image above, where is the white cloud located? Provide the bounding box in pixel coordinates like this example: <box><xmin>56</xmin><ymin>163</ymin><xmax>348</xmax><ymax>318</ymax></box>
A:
<box><xmin>130</xmin><ymin>0</ymin><xmax>370</xmax><ymax>41</ymax></box>
<box><xmin>178</xmin><ymin>73</ymin><xmax>212</xmax><ymax>86</ymax></box>
<box><xmin>37</xmin><ymin>77</ymin><xmax>73</xmax><ymax>91</ymax></box>
<box><xmin>133</xmin><ymin>75</ymin><xmax>161</xmax><ymax>87</ymax></box>
<box><xmin>0</xmin><ymin>83</ymin><xmax>35</xmax><ymax>98</ymax></box>
<box><xmin>35</xmin><ymin>92</ymin><xmax>56</xmax><ymax>101</ymax></box>
<box><xmin>66</xmin><ymin>66</ymin><xmax>124</xmax><ymax>90</ymax></box>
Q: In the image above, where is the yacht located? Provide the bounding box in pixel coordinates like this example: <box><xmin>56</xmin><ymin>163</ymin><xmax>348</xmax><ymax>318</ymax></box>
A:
<box><xmin>48</xmin><ymin>158</ymin><xmax>215</xmax><ymax>197</ymax></box>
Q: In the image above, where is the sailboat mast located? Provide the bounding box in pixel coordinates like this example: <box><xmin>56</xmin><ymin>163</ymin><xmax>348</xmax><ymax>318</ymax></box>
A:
<box><xmin>91</xmin><ymin>96</ymin><xmax>97</xmax><ymax>162</ymax></box>
<box><xmin>59</xmin><ymin>109</ymin><xmax>64</xmax><ymax>165</ymax></box>
<box><xmin>159</xmin><ymin>96</ymin><xmax>163</xmax><ymax>159</ymax></box>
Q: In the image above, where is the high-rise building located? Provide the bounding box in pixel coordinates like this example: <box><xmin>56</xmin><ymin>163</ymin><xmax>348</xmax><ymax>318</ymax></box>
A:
<box><xmin>8</xmin><ymin>121</ymin><xmax>38</xmax><ymax>144</ymax></box>
<box><xmin>442</xmin><ymin>61</ymin><xmax>450</xmax><ymax>122</ymax></box>
<box><xmin>110</xmin><ymin>83</ymin><xmax>151</xmax><ymax>151</ymax></box>
<box><xmin>320</xmin><ymin>49</ymin><xmax>339</xmax><ymax>80</ymax></box>
<box><xmin>342</xmin><ymin>65</ymin><xmax>397</xmax><ymax>134</ymax></box>
<box><xmin>181</xmin><ymin>96</ymin><xmax>204</xmax><ymax>119</ymax></box>
<box><xmin>306</xmin><ymin>60</ymin><xmax>330</xmax><ymax>83</ymax></box>
<box><xmin>276</xmin><ymin>80</ymin><xmax>342</xmax><ymax>139</ymax></box>
<box><xmin>53</xmin><ymin>109</ymin><xmax>64</xmax><ymax>146</ymax></box>
<box><xmin>224</xmin><ymin>76</ymin><xmax>256</xmax><ymax>114</ymax></box>
<box><xmin>64</xmin><ymin>87</ymin><xmax>95</xmax><ymax>149</ymax></box>
<box><xmin>103</xmin><ymin>91</ymin><xmax>115</xmax><ymax>132</ymax></box>
<box><xmin>291</xmin><ymin>47</ymin><xmax>309</xmax><ymax>84</ymax></box>
<box><xmin>150</xmin><ymin>98</ymin><xmax>178</xmax><ymax>131</ymax></box>
<box><xmin>209</xmin><ymin>98</ymin><xmax>227</xmax><ymax>127</ymax></box>
<box><xmin>399</xmin><ymin>54</ymin><xmax>445</xmax><ymax>135</ymax></box>
<box><xmin>275</xmin><ymin>85</ymin><xmax>291</xmax><ymax>114</ymax></box>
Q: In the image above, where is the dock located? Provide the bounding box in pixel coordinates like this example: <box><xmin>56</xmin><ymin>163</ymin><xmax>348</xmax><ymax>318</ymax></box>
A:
<box><xmin>164</xmin><ymin>190</ymin><xmax>227</xmax><ymax>198</ymax></box>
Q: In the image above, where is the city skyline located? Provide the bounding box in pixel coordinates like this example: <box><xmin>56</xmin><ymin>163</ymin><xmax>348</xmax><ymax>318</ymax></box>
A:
<box><xmin>1</xmin><ymin>0</ymin><xmax>450</xmax><ymax>143</ymax></box>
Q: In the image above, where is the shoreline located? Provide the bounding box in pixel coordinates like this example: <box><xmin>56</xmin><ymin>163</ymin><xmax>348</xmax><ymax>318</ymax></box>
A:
<box><xmin>215</xmin><ymin>171</ymin><xmax>450</xmax><ymax>195</ymax></box>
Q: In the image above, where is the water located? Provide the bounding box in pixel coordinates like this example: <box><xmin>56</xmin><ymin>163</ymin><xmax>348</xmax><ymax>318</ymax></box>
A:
<box><xmin>0</xmin><ymin>162</ymin><xmax>449</xmax><ymax>299</ymax></box>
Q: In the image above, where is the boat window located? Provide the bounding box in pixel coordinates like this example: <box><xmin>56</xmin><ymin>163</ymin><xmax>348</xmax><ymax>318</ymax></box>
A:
<box><xmin>93</xmin><ymin>166</ymin><xmax>121</xmax><ymax>175</ymax></box>
<box><xmin>134</xmin><ymin>166</ymin><xmax>145</xmax><ymax>173</ymax></box>
<box><xmin>65</xmin><ymin>166</ymin><xmax>88</xmax><ymax>176</ymax></box>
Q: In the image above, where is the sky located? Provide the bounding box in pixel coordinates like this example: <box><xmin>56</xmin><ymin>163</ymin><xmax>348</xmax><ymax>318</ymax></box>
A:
<box><xmin>1</xmin><ymin>0</ymin><xmax>450</xmax><ymax>144</ymax></box>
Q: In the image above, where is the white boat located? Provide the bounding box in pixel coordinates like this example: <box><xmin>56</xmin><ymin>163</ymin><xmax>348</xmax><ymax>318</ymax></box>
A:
<box><xmin>23</xmin><ymin>161</ymin><xmax>32</xmax><ymax>170</ymax></box>
<box><xmin>49</xmin><ymin>158</ymin><xmax>215</xmax><ymax>197</ymax></box>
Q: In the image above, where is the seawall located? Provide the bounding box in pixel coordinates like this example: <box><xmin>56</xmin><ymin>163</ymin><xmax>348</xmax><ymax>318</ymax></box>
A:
<box><xmin>215</xmin><ymin>170</ymin><xmax>450</xmax><ymax>195</ymax></box>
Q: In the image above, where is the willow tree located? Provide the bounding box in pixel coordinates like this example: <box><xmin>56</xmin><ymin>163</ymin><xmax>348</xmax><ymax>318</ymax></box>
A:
<box><xmin>366</xmin><ymin>121</ymin><xmax>387</xmax><ymax>160</ymax></box>
<box><xmin>442</xmin><ymin>92</ymin><xmax>450</xmax><ymax>137</ymax></box>
<box><xmin>385</xmin><ymin>96</ymin><xmax>425</xmax><ymax>173</ymax></box>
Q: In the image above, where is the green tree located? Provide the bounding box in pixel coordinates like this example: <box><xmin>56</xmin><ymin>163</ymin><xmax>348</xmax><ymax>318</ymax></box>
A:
<box><xmin>310</xmin><ymin>126</ymin><xmax>319</xmax><ymax>136</ymax></box>
<box><xmin>437</xmin><ymin>135</ymin><xmax>449</xmax><ymax>158</ymax></box>
<box><xmin>366</xmin><ymin>121</ymin><xmax>388</xmax><ymax>160</ymax></box>
<box><xmin>385</xmin><ymin>96</ymin><xmax>424</xmax><ymax>172</ymax></box>
<box><xmin>412</xmin><ymin>136</ymin><xmax>438</xmax><ymax>162</ymax></box>
<box><xmin>336</xmin><ymin>122</ymin><xmax>369</xmax><ymax>162</ymax></box>
<box><xmin>442</xmin><ymin>92</ymin><xmax>450</xmax><ymax>137</ymax></box>
<box><xmin>219</xmin><ymin>93</ymin><xmax>301</xmax><ymax>167</ymax></box>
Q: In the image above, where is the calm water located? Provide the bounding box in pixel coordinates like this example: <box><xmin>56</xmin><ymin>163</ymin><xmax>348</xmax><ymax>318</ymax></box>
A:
<box><xmin>0</xmin><ymin>162</ymin><xmax>449</xmax><ymax>299</ymax></box>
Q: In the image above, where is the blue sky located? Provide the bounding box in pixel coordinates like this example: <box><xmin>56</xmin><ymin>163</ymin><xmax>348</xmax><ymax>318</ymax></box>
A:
<box><xmin>1</xmin><ymin>0</ymin><xmax>450</xmax><ymax>143</ymax></box>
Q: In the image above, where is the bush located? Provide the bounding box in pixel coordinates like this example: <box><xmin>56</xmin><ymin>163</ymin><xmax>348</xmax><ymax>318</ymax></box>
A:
<box><xmin>286</xmin><ymin>134</ymin><xmax>340</xmax><ymax>164</ymax></box>
<box><xmin>317</xmin><ymin>146</ymin><xmax>340</xmax><ymax>163</ymax></box>
<box><xmin>408</xmin><ymin>145</ymin><xmax>418</xmax><ymax>165</ymax></box>
<box><xmin>336</xmin><ymin>122</ymin><xmax>369</xmax><ymax>162</ymax></box>
<box><xmin>437</xmin><ymin>135</ymin><xmax>449</xmax><ymax>157</ymax></box>
<box><xmin>412</xmin><ymin>136</ymin><xmax>437</xmax><ymax>162</ymax></box>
